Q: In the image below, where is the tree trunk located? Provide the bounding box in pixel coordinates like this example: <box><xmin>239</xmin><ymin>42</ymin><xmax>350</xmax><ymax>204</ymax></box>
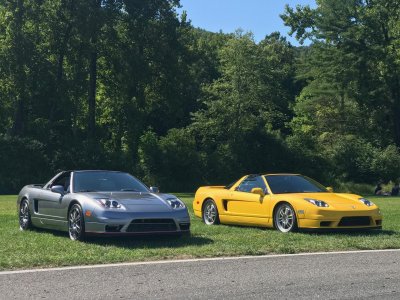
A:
<box><xmin>10</xmin><ymin>0</ymin><xmax>26</xmax><ymax>136</ymax></box>
<box><xmin>88</xmin><ymin>50</ymin><xmax>97</xmax><ymax>139</ymax></box>
<box><xmin>87</xmin><ymin>0</ymin><xmax>101</xmax><ymax>140</ymax></box>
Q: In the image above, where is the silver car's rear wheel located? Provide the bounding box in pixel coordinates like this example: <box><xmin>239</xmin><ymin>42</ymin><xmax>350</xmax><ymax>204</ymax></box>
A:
<box><xmin>202</xmin><ymin>199</ymin><xmax>220</xmax><ymax>225</ymax></box>
<box><xmin>274</xmin><ymin>203</ymin><xmax>297</xmax><ymax>233</ymax></box>
<box><xmin>68</xmin><ymin>204</ymin><xmax>85</xmax><ymax>241</ymax></box>
<box><xmin>19</xmin><ymin>199</ymin><xmax>33</xmax><ymax>231</ymax></box>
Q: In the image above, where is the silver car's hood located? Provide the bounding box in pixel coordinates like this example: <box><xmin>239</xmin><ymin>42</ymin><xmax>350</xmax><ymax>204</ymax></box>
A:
<box><xmin>81</xmin><ymin>192</ymin><xmax>177</xmax><ymax>212</ymax></box>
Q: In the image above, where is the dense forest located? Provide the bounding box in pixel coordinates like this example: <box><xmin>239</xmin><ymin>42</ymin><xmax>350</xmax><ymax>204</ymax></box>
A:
<box><xmin>1</xmin><ymin>0</ymin><xmax>400</xmax><ymax>193</ymax></box>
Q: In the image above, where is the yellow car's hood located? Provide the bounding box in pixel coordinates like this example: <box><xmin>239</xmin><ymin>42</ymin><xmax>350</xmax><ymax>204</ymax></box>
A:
<box><xmin>285</xmin><ymin>192</ymin><xmax>360</xmax><ymax>203</ymax></box>
<box><xmin>276</xmin><ymin>192</ymin><xmax>373</xmax><ymax>210</ymax></box>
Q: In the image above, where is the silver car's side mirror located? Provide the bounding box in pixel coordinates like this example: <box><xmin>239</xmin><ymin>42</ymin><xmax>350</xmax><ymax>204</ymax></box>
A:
<box><xmin>149</xmin><ymin>186</ymin><xmax>159</xmax><ymax>193</ymax></box>
<box><xmin>51</xmin><ymin>185</ymin><xmax>65</xmax><ymax>195</ymax></box>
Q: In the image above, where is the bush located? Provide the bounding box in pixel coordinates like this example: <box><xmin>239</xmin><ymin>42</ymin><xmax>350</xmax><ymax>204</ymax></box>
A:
<box><xmin>0</xmin><ymin>135</ymin><xmax>50</xmax><ymax>194</ymax></box>
<box><xmin>332</xmin><ymin>181</ymin><xmax>375</xmax><ymax>195</ymax></box>
<box><xmin>371</xmin><ymin>145</ymin><xmax>400</xmax><ymax>183</ymax></box>
<box><xmin>138</xmin><ymin>129</ymin><xmax>203</xmax><ymax>192</ymax></box>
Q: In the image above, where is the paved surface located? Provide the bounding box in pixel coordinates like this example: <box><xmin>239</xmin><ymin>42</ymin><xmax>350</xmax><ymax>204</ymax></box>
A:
<box><xmin>1</xmin><ymin>250</ymin><xmax>400</xmax><ymax>300</ymax></box>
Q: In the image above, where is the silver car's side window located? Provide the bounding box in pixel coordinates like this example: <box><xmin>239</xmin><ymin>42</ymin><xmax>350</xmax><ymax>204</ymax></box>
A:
<box><xmin>50</xmin><ymin>172</ymin><xmax>71</xmax><ymax>192</ymax></box>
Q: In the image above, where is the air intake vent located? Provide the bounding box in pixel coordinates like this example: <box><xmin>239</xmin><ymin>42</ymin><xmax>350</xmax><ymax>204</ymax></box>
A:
<box><xmin>338</xmin><ymin>217</ymin><xmax>371</xmax><ymax>227</ymax></box>
<box><xmin>127</xmin><ymin>219</ymin><xmax>177</xmax><ymax>232</ymax></box>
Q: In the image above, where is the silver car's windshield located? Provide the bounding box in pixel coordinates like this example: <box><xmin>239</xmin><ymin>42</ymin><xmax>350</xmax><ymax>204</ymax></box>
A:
<box><xmin>265</xmin><ymin>175</ymin><xmax>327</xmax><ymax>194</ymax></box>
<box><xmin>73</xmin><ymin>171</ymin><xmax>149</xmax><ymax>193</ymax></box>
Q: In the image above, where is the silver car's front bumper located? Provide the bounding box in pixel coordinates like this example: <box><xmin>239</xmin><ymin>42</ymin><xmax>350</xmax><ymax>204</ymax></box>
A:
<box><xmin>85</xmin><ymin>209</ymin><xmax>190</xmax><ymax>235</ymax></box>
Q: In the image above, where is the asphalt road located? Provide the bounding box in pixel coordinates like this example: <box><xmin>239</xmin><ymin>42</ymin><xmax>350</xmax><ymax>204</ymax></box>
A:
<box><xmin>1</xmin><ymin>250</ymin><xmax>400</xmax><ymax>300</ymax></box>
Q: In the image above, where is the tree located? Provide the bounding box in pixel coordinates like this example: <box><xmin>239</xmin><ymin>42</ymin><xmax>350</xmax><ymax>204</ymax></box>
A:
<box><xmin>282</xmin><ymin>0</ymin><xmax>400</xmax><ymax>182</ymax></box>
<box><xmin>190</xmin><ymin>31</ymin><xmax>297</xmax><ymax>182</ymax></box>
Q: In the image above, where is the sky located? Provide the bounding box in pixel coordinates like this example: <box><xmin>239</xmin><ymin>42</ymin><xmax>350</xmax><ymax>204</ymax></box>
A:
<box><xmin>177</xmin><ymin>0</ymin><xmax>316</xmax><ymax>45</ymax></box>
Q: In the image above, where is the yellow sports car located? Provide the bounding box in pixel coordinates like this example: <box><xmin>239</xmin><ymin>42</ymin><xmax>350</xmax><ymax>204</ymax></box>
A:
<box><xmin>193</xmin><ymin>174</ymin><xmax>382</xmax><ymax>232</ymax></box>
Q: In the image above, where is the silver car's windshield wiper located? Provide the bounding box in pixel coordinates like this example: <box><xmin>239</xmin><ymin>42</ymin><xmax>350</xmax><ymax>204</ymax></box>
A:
<box><xmin>120</xmin><ymin>188</ymin><xmax>139</xmax><ymax>192</ymax></box>
<box><xmin>77</xmin><ymin>189</ymin><xmax>98</xmax><ymax>192</ymax></box>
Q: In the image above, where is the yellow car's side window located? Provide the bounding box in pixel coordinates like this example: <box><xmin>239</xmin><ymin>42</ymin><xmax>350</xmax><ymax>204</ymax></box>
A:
<box><xmin>236</xmin><ymin>176</ymin><xmax>267</xmax><ymax>193</ymax></box>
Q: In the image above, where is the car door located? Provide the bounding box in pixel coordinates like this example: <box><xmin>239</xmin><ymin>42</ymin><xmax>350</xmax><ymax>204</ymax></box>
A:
<box><xmin>224</xmin><ymin>175</ymin><xmax>270</xmax><ymax>225</ymax></box>
<box><xmin>37</xmin><ymin>172</ymin><xmax>71</xmax><ymax>227</ymax></box>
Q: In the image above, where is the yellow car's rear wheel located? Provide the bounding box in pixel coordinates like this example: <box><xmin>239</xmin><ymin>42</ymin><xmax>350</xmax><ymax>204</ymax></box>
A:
<box><xmin>274</xmin><ymin>203</ymin><xmax>297</xmax><ymax>233</ymax></box>
<box><xmin>202</xmin><ymin>199</ymin><xmax>220</xmax><ymax>225</ymax></box>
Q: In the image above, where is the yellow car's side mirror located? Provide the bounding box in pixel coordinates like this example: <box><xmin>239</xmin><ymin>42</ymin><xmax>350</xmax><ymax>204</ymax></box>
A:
<box><xmin>326</xmin><ymin>187</ymin><xmax>333</xmax><ymax>193</ymax></box>
<box><xmin>251</xmin><ymin>188</ymin><xmax>265</xmax><ymax>196</ymax></box>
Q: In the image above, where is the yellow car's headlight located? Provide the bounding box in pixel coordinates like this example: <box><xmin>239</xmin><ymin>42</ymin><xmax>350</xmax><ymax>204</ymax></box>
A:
<box><xmin>304</xmin><ymin>198</ymin><xmax>329</xmax><ymax>207</ymax></box>
<box><xmin>359</xmin><ymin>198</ymin><xmax>375</xmax><ymax>207</ymax></box>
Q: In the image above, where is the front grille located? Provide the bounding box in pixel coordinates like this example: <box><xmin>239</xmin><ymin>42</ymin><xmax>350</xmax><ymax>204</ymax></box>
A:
<box><xmin>338</xmin><ymin>217</ymin><xmax>371</xmax><ymax>227</ymax></box>
<box><xmin>126</xmin><ymin>219</ymin><xmax>177</xmax><ymax>233</ymax></box>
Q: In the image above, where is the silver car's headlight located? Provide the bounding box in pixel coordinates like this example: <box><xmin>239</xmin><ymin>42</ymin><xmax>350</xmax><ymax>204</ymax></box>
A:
<box><xmin>166</xmin><ymin>198</ymin><xmax>185</xmax><ymax>209</ymax></box>
<box><xmin>359</xmin><ymin>198</ymin><xmax>375</xmax><ymax>206</ymax></box>
<box><xmin>96</xmin><ymin>198</ymin><xmax>124</xmax><ymax>209</ymax></box>
<box><xmin>304</xmin><ymin>198</ymin><xmax>329</xmax><ymax>207</ymax></box>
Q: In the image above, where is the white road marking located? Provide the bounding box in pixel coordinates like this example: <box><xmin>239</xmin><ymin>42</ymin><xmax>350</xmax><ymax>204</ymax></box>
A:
<box><xmin>1</xmin><ymin>248</ymin><xmax>399</xmax><ymax>275</ymax></box>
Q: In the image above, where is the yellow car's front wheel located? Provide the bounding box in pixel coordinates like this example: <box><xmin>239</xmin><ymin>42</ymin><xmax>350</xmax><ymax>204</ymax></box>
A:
<box><xmin>274</xmin><ymin>203</ymin><xmax>297</xmax><ymax>233</ymax></box>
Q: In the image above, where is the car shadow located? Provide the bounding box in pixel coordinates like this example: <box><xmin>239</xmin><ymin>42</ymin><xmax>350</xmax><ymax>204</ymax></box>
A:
<box><xmin>212</xmin><ymin>224</ymin><xmax>398</xmax><ymax>237</ymax></box>
<box><xmin>32</xmin><ymin>227</ymin><xmax>213</xmax><ymax>248</ymax></box>
<box><xmin>85</xmin><ymin>234</ymin><xmax>213</xmax><ymax>248</ymax></box>
<box><xmin>297</xmin><ymin>228</ymin><xmax>397</xmax><ymax>236</ymax></box>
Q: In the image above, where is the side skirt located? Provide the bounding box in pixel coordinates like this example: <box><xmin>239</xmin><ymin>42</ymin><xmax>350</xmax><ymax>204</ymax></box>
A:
<box><xmin>31</xmin><ymin>216</ymin><xmax>68</xmax><ymax>232</ymax></box>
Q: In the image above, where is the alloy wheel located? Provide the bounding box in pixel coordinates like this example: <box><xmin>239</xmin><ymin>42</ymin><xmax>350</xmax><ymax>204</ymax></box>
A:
<box><xmin>275</xmin><ymin>204</ymin><xmax>296</xmax><ymax>232</ymax></box>
<box><xmin>203</xmin><ymin>200</ymin><xmax>219</xmax><ymax>225</ymax></box>
<box><xmin>19</xmin><ymin>200</ymin><xmax>31</xmax><ymax>230</ymax></box>
<box><xmin>69</xmin><ymin>205</ymin><xmax>83</xmax><ymax>241</ymax></box>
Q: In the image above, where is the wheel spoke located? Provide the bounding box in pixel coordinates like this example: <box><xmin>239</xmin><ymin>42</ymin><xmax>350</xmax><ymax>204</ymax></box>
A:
<box><xmin>19</xmin><ymin>201</ymin><xmax>30</xmax><ymax>229</ymax></box>
<box><xmin>275</xmin><ymin>205</ymin><xmax>295</xmax><ymax>232</ymax></box>
<box><xmin>204</xmin><ymin>202</ymin><xmax>217</xmax><ymax>225</ymax></box>
<box><xmin>69</xmin><ymin>206</ymin><xmax>83</xmax><ymax>240</ymax></box>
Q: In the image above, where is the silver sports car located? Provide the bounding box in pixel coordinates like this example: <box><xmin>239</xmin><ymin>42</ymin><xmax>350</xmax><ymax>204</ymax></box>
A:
<box><xmin>17</xmin><ymin>170</ymin><xmax>191</xmax><ymax>241</ymax></box>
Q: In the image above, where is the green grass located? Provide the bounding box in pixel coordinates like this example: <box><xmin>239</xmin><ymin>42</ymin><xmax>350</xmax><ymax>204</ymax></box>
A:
<box><xmin>1</xmin><ymin>194</ymin><xmax>400</xmax><ymax>270</ymax></box>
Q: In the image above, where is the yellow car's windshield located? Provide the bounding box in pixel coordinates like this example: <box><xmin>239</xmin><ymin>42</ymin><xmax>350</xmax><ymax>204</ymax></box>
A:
<box><xmin>265</xmin><ymin>175</ymin><xmax>327</xmax><ymax>194</ymax></box>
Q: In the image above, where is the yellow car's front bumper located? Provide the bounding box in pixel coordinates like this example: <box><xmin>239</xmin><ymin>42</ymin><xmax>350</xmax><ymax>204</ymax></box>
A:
<box><xmin>298</xmin><ymin>207</ymin><xmax>382</xmax><ymax>229</ymax></box>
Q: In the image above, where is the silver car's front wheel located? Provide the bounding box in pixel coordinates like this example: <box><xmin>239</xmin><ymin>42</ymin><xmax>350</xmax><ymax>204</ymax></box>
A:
<box><xmin>68</xmin><ymin>204</ymin><xmax>86</xmax><ymax>241</ymax></box>
<box><xmin>202</xmin><ymin>199</ymin><xmax>220</xmax><ymax>225</ymax></box>
<box><xmin>274</xmin><ymin>203</ymin><xmax>297</xmax><ymax>233</ymax></box>
<box><xmin>19</xmin><ymin>199</ymin><xmax>33</xmax><ymax>231</ymax></box>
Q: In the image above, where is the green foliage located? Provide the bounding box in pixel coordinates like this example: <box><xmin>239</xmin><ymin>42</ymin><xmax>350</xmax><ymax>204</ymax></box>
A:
<box><xmin>282</xmin><ymin>0</ymin><xmax>400</xmax><ymax>184</ymax></box>
<box><xmin>0</xmin><ymin>135</ymin><xmax>50</xmax><ymax>194</ymax></box>
<box><xmin>1</xmin><ymin>0</ymin><xmax>400</xmax><ymax>192</ymax></box>
<box><xmin>371</xmin><ymin>145</ymin><xmax>400</xmax><ymax>183</ymax></box>
<box><xmin>189</xmin><ymin>31</ymin><xmax>298</xmax><ymax>184</ymax></box>
<box><xmin>138</xmin><ymin>129</ymin><xmax>202</xmax><ymax>191</ymax></box>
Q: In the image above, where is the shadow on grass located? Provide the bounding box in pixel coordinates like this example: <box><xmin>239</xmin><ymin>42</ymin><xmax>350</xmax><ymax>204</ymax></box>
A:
<box><xmin>32</xmin><ymin>227</ymin><xmax>213</xmax><ymax>248</ymax></box>
<box><xmin>298</xmin><ymin>228</ymin><xmax>397</xmax><ymax>236</ymax></box>
<box><xmin>197</xmin><ymin>223</ymin><xmax>398</xmax><ymax>238</ymax></box>
<box><xmin>86</xmin><ymin>234</ymin><xmax>212</xmax><ymax>248</ymax></box>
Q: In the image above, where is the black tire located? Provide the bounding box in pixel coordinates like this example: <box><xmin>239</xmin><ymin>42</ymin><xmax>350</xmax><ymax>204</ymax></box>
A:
<box><xmin>202</xmin><ymin>199</ymin><xmax>220</xmax><ymax>225</ymax></box>
<box><xmin>68</xmin><ymin>204</ymin><xmax>86</xmax><ymax>241</ymax></box>
<box><xmin>19</xmin><ymin>199</ymin><xmax>33</xmax><ymax>231</ymax></box>
<box><xmin>274</xmin><ymin>203</ymin><xmax>297</xmax><ymax>233</ymax></box>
